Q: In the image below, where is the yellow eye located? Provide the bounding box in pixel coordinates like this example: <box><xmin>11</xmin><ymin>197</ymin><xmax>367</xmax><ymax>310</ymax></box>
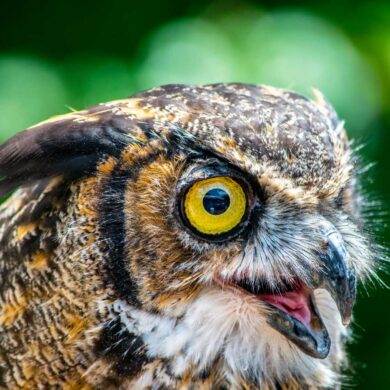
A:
<box><xmin>184</xmin><ymin>177</ymin><xmax>247</xmax><ymax>236</ymax></box>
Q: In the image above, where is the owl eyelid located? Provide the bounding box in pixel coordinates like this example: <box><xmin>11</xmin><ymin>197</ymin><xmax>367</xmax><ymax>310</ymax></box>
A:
<box><xmin>184</xmin><ymin>153</ymin><xmax>267</xmax><ymax>206</ymax></box>
<box><xmin>177</xmin><ymin>159</ymin><xmax>250</xmax><ymax>198</ymax></box>
<box><xmin>179</xmin><ymin>154</ymin><xmax>254</xmax><ymax>182</ymax></box>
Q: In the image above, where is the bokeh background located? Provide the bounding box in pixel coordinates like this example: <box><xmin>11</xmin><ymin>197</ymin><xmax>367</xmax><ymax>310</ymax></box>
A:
<box><xmin>0</xmin><ymin>0</ymin><xmax>389</xmax><ymax>387</ymax></box>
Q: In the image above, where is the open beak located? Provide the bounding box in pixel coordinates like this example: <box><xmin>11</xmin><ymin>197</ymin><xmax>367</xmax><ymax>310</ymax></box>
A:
<box><xmin>267</xmin><ymin>225</ymin><xmax>356</xmax><ymax>358</ymax></box>
<box><xmin>219</xmin><ymin>223</ymin><xmax>356</xmax><ymax>359</ymax></box>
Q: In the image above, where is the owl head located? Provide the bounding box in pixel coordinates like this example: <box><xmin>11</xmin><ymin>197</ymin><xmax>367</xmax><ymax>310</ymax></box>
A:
<box><xmin>0</xmin><ymin>84</ymin><xmax>377</xmax><ymax>388</ymax></box>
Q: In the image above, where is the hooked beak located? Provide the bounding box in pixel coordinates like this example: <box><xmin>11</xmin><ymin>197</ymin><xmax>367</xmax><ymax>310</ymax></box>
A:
<box><xmin>317</xmin><ymin>227</ymin><xmax>356</xmax><ymax>326</ymax></box>
<box><xmin>268</xmin><ymin>222</ymin><xmax>356</xmax><ymax>358</ymax></box>
<box><xmin>220</xmin><ymin>221</ymin><xmax>356</xmax><ymax>359</ymax></box>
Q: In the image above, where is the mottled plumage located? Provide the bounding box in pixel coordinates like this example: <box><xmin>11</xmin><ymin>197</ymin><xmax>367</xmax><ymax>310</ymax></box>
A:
<box><xmin>0</xmin><ymin>84</ymin><xmax>377</xmax><ymax>389</ymax></box>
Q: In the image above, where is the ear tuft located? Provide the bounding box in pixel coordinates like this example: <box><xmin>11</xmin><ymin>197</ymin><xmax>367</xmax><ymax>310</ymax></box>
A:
<box><xmin>311</xmin><ymin>88</ymin><xmax>342</xmax><ymax>130</ymax></box>
<box><xmin>0</xmin><ymin>111</ymin><xmax>131</xmax><ymax>198</ymax></box>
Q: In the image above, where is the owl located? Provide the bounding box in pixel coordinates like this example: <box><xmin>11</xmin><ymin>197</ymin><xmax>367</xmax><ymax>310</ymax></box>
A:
<box><xmin>0</xmin><ymin>83</ymin><xmax>377</xmax><ymax>389</ymax></box>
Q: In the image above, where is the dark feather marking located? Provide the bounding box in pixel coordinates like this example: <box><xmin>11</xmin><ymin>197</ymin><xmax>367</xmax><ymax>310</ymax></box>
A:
<box><xmin>98</xmin><ymin>151</ymin><xmax>161</xmax><ymax>306</ymax></box>
<box><xmin>98</xmin><ymin>129</ymin><xmax>205</xmax><ymax>305</ymax></box>
<box><xmin>0</xmin><ymin>364</ymin><xmax>5</xmax><ymax>388</ymax></box>
<box><xmin>0</xmin><ymin>119</ymin><xmax>132</xmax><ymax>198</ymax></box>
<box><xmin>95</xmin><ymin>318</ymin><xmax>150</xmax><ymax>378</ymax></box>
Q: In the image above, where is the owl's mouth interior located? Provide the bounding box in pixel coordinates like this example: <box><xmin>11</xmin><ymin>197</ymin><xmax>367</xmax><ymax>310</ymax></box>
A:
<box><xmin>218</xmin><ymin>275</ymin><xmax>331</xmax><ymax>359</ymax></box>
<box><xmin>233</xmin><ymin>277</ymin><xmax>312</xmax><ymax>325</ymax></box>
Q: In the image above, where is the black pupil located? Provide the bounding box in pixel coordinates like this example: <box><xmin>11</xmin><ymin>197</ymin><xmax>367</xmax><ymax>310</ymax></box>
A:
<box><xmin>203</xmin><ymin>188</ymin><xmax>230</xmax><ymax>215</ymax></box>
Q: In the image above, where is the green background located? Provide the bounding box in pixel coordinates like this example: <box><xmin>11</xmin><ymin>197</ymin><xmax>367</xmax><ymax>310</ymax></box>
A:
<box><xmin>0</xmin><ymin>0</ymin><xmax>389</xmax><ymax>387</ymax></box>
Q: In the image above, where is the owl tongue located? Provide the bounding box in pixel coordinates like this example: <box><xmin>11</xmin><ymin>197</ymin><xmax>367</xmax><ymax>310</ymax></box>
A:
<box><xmin>259</xmin><ymin>289</ymin><xmax>311</xmax><ymax>325</ymax></box>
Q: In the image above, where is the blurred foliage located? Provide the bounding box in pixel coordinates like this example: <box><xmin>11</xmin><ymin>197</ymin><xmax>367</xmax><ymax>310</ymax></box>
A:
<box><xmin>0</xmin><ymin>0</ymin><xmax>389</xmax><ymax>388</ymax></box>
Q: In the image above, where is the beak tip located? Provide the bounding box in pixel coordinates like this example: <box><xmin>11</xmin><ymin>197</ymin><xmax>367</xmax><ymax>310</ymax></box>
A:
<box><xmin>340</xmin><ymin>303</ymin><xmax>353</xmax><ymax>326</ymax></box>
<box><xmin>342</xmin><ymin>316</ymin><xmax>352</xmax><ymax>327</ymax></box>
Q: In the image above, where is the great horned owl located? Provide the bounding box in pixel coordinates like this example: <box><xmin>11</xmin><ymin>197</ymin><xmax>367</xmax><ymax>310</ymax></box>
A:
<box><xmin>0</xmin><ymin>84</ymin><xmax>377</xmax><ymax>389</ymax></box>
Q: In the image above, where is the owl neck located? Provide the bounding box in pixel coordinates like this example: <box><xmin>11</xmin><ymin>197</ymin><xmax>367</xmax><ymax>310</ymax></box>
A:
<box><xmin>94</xmin><ymin>297</ymin><xmax>337</xmax><ymax>390</ymax></box>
